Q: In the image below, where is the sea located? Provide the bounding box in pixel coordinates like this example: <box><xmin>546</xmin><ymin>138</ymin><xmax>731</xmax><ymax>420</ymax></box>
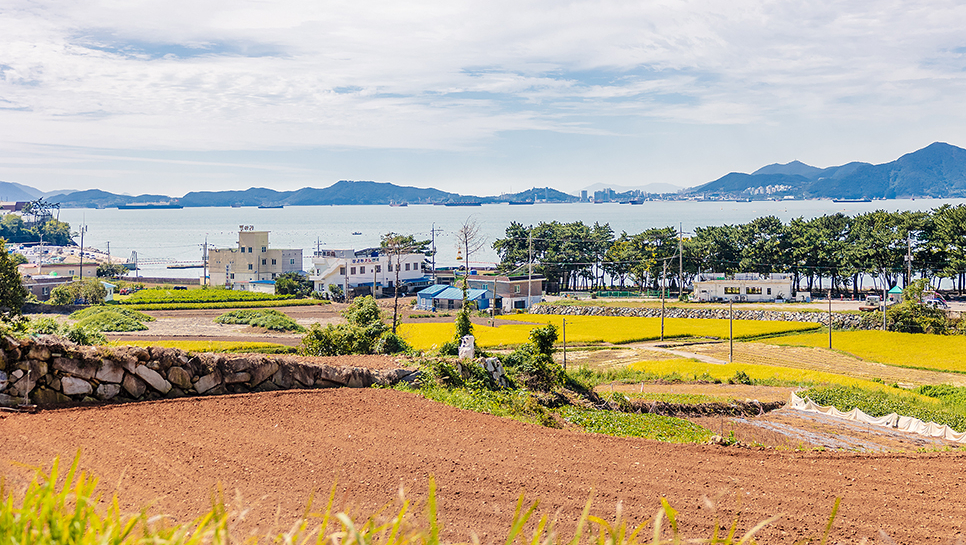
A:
<box><xmin>57</xmin><ymin>198</ymin><xmax>966</xmax><ymax>280</ymax></box>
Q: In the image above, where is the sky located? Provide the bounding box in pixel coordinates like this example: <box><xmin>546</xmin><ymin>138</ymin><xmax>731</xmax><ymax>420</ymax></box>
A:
<box><xmin>3</xmin><ymin>1</ymin><xmax>966</xmax><ymax>197</ymax></box>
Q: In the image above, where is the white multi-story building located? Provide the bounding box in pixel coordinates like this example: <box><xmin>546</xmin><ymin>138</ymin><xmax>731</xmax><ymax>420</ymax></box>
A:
<box><xmin>208</xmin><ymin>227</ymin><xmax>303</xmax><ymax>287</ymax></box>
<box><xmin>692</xmin><ymin>273</ymin><xmax>795</xmax><ymax>302</ymax></box>
<box><xmin>310</xmin><ymin>248</ymin><xmax>429</xmax><ymax>297</ymax></box>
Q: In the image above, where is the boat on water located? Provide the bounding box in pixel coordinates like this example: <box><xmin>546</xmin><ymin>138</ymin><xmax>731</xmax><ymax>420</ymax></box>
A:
<box><xmin>832</xmin><ymin>198</ymin><xmax>872</xmax><ymax>203</ymax></box>
<box><xmin>507</xmin><ymin>200</ymin><xmax>534</xmax><ymax>205</ymax></box>
<box><xmin>231</xmin><ymin>203</ymin><xmax>243</xmax><ymax>208</ymax></box>
<box><xmin>444</xmin><ymin>202</ymin><xmax>482</xmax><ymax>207</ymax></box>
<box><xmin>116</xmin><ymin>203</ymin><xmax>183</xmax><ymax>210</ymax></box>
<box><xmin>352</xmin><ymin>231</ymin><xmax>362</xmax><ymax>235</ymax></box>
<box><xmin>389</xmin><ymin>202</ymin><xmax>408</xmax><ymax>207</ymax></box>
<box><xmin>258</xmin><ymin>204</ymin><xmax>284</xmax><ymax>209</ymax></box>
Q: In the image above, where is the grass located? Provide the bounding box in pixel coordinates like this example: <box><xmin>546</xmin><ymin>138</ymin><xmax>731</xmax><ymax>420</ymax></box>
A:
<box><xmin>408</xmin><ymin>383</ymin><xmax>560</xmax><ymax>428</ymax></box>
<box><xmin>557</xmin><ymin>406</ymin><xmax>714</xmax><ymax>443</ymax></box>
<box><xmin>110</xmin><ymin>340</ymin><xmax>296</xmax><ymax>354</ymax></box>
<box><xmin>213</xmin><ymin>309</ymin><xmax>306</xmax><ymax>332</ymax></box>
<box><xmin>769</xmin><ymin>330</ymin><xmax>966</xmax><ymax>374</ymax></box>
<box><xmin>400</xmin><ymin>315</ymin><xmax>820</xmax><ymax>350</ymax></box>
<box><xmin>1</xmin><ymin>454</ymin><xmax>837</xmax><ymax>545</ymax></box>
<box><xmin>801</xmin><ymin>385</ymin><xmax>966</xmax><ymax>433</ymax></box>
<box><xmin>70</xmin><ymin>306</ymin><xmax>155</xmax><ymax>322</ymax></box>
<box><xmin>612</xmin><ymin>392</ymin><xmax>744</xmax><ymax>404</ymax></box>
<box><xmin>123</xmin><ymin>299</ymin><xmax>322</xmax><ymax>311</ymax></box>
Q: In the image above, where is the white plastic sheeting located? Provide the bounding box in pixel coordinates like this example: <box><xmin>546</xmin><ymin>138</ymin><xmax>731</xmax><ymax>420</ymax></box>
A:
<box><xmin>788</xmin><ymin>392</ymin><xmax>966</xmax><ymax>443</ymax></box>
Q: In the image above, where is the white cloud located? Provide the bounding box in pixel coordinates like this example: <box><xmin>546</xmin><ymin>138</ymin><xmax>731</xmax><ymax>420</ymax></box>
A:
<box><xmin>3</xmin><ymin>0</ymin><xmax>966</xmax><ymax>192</ymax></box>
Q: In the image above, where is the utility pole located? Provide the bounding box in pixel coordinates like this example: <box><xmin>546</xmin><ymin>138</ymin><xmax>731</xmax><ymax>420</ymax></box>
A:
<box><xmin>202</xmin><ymin>235</ymin><xmax>209</xmax><ymax>287</ymax></box>
<box><xmin>828</xmin><ymin>288</ymin><xmax>832</xmax><ymax>349</ymax></box>
<box><xmin>430</xmin><ymin>223</ymin><xmax>442</xmax><ymax>284</ymax></box>
<box><xmin>882</xmin><ymin>270</ymin><xmax>888</xmax><ymax>331</ymax></box>
<box><xmin>660</xmin><ymin>259</ymin><xmax>668</xmax><ymax>341</ymax></box>
<box><xmin>527</xmin><ymin>228</ymin><xmax>533</xmax><ymax>309</ymax></box>
<box><xmin>678</xmin><ymin>222</ymin><xmax>683</xmax><ymax>300</ymax></box>
<box><xmin>106</xmin><ymin>241</ymin><xmax>110</xmax><ymax>264</ymax></box>
<box><xmin>729</xmin><ymin>299</ymin><xmax>734</xmax><ymax>362</ymax></box>
<box><xmin>78</xmin><ymin>225</ymin><xmax>87</xmax><ymax>281</ymax></box>
<box><xmin>905</xmin><ymin>234</ymin><xmax>912</xmax><ymax>287</ymax></box>
<box><xmin>562</xmin><ymin>318</ymin><xmax>567</xmax><ymax>370</ymax></box>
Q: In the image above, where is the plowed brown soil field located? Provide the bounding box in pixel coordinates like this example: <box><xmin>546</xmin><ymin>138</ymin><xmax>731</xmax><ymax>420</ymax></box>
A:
<box><xmin>2</xmin><ymin>388</ymin><xmax>966</xmax><ymax>544</ymax></box>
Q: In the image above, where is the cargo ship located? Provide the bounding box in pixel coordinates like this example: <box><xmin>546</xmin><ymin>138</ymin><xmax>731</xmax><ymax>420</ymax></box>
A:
<box><xmin>116</xmin><ymin>203</ymin><xmax>183</xmax><ymax>210</ymax></box>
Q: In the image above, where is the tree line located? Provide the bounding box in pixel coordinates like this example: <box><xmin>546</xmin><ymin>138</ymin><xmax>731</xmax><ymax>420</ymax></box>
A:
<box><xmin>492</xmin><ymin>205</ymin><xmax>966</xmax><ymax>296</ymax></box>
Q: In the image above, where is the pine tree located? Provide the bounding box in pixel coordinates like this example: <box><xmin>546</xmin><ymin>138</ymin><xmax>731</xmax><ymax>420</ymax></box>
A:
<box><xmin>0</xmin><ymin>239</ymin><xmax>28</xmax><ymax>320</ymax></box>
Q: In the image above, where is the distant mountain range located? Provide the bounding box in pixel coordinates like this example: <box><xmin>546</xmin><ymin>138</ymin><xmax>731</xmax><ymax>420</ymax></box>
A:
<box><xmin>5</xmin><ymin>142</ymin><xmax>966</xmax><ymax>208</ymax></box>
<box><xmin>688</xmin><ymin>142</ymin><xmax>966</xmax><ymax>199</ymax></box>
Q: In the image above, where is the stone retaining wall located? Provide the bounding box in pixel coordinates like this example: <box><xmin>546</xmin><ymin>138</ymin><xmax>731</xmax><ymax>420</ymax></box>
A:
<box><xmin>0</xmin><ymin>336</ymin><xmax>420</xmax><ymax>408</ymax></box>
<box><xmin>532</xmin><ymin>304</ymin><xmax>866</xmax><ymax>329</ymax></box>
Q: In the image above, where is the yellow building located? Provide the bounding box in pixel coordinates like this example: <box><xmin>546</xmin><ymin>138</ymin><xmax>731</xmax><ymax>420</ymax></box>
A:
<box><xmin>208</xmin><ymin>226</ymin><xmax>303</xmax><ymax>287</ymax></box>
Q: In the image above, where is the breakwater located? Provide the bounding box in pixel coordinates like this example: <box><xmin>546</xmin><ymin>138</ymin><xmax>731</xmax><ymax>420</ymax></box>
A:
<box><xmin>0</xmin><ymin>336</ymin><xmax>419</xmax><ymax>408</ymax></box>
<box><xmin>531</xmin><ymin>304</ymin><xmax>866</xmax><ymax>329</ymax></box>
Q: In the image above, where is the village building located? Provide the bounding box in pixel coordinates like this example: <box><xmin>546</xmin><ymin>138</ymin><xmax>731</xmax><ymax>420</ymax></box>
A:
<box><xmin>415</xmin><ymin>285</ymin><xmax>493</xmax><ymax>311</ymax></box>
<box><xmin>208</xmin><ymin>227</ymin><xmax>303</xmax><ymax>288</ymax></box>
<box><xmin>692</xmin><ymin>273</ymin><xmax>795</xmax><ymax>302</ymax></box>
<box><xmin>309</xmin><ymin>248</ymin><xmax>430</xmax><ymax>297</ymax></box>
<box><xmin>415</xmin><ymin>274</ymin><xmax>545</xmax><ymax>312</ymax></box>
<box><xmin>20</xmin><ymin>274</ymin><xmax>73</xmax><ymax>301</ymax></box>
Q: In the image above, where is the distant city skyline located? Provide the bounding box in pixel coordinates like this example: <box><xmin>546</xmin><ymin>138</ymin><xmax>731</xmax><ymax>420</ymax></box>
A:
<box><xmin>3</xmin><ymin>1</ymin><xmax>966</xmax><ymax>196</ymax></box>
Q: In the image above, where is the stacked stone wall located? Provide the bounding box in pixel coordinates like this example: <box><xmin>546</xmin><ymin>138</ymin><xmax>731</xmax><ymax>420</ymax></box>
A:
<box><xmin>532</xmin><ymin>304</ymin><xmax>866</xmax><ymax>329</ymax></box>
<box><xmin>0</xmin><ymin>336</ymin><xmax>419</xmax><ymax>408</ymax></box>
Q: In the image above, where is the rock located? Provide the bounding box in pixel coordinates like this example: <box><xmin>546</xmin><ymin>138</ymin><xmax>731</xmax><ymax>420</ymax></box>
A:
<box><xmin>32</xmin><ymin>388</ymin><xmax>71</xmax><ymax>405</ymax></box>
<box><xmin>135</xmin><ymin>365</ymin><xmax>172</xmax><ymax>394</ymax></box>
<box><xmin>195</xmin><ymin>371</ymin><xmax>223</xmax><ymax>394</ymax></box>
<box><xmin>122</xmin><ymin>373</ymin><xmax>147</xmax><ymax>398</ymax></box>
<box><xmin>224</xmin><ymin>372</ymin><xmax>251</xmax><ymax>384</ymax></box>
<box><xmin>96</xmin><ymin>383</ymin><xmax>122</xmax><ymax>400</ymax></box>
<box><xmin>249</xmin><ymin>362</ymin><xmax>279</xmax><ymax>386</ymax></box>
<box><xmin>166</xmin><ymin>387</ymin><xmax>186</xmax><ymax>398</ymax></box>
<box><xmin>62</xmin><ymin>376</ymin><xmax>93</xmax><ymax>396</ymax></box>
<box><xmin>49</xmin><ymin>377</ymin><xmax>61</xmax><ymax>391</ymax></box>
<box><xmin>291</xmin><ymin>365</ymin><xmax>314</xmax><ymax>387</ymax></box>
<box><xmin>95</xmin><ymin>360</ymin><xmax>126</xmax><ymax>383</ymax></box>
<box><xmin>0</xmin><ymin>393</ymin><xmax>21</xmax><ymax>407</ymax></box>
<box><xmin>26</xmin><ymin>345</ymin><xmax>51</xmax><ymax>361</ymax></box>
<box><xmin>0</xmin><ymin>370</ymin><xmax>7</xmax><ymax>392</ymax></box>
<box><xmin>53</xmin><ymin>357</ymin><xmax>96</xmax><ymax>380</ymax></box>
<box><xmin>167</xmin><ymin>366</ymin><xmax>193</xmax><ymax>389</ymax></box>
<box><xmin>272</xmin><ymin>368</ymin><xmax>294</xmax><ymax>389</ymax></box>
<box><xmin>11</xmin><ymin>369</ymin><xmax>23</xmax><ymax>380</ymax></box>
<box><xmin>0</xmin><ymin>350</ymin><xmax>6</xmax><ymax>371</ymax></box>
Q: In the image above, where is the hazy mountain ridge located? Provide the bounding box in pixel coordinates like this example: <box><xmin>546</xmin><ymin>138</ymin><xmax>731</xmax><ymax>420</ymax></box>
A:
<box><xmin>691</xmin><ymin>142</ymin><xmax>966</xmax><ymax>199</ymax></box>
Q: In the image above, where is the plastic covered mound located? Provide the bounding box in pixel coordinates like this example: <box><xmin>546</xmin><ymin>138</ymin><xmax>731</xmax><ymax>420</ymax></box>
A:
<box><xmin>788</xmin><ymin>393</ymin><xmax>966</xmax><ymax>443</ymax></box>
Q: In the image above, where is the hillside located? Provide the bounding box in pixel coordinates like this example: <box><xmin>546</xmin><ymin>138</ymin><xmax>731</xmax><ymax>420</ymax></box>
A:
<box><xmin>690</xmin><ymin>142</ymin><xmax>966</xmax><ymax>199</ymax></box>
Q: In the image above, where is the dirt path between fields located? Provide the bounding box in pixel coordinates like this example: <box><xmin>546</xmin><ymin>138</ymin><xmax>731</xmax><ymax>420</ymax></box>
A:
<box><xmin>2</xmin><ymin>388</ymin><xmax>965</xmax><ymax>544</ymax></box>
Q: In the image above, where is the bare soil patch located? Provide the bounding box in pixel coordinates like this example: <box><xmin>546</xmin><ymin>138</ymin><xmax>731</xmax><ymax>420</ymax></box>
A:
<box><xmin>2</xmin><ymin>388</ymin><xmax>966</xmax><ymax>543</ymax></box>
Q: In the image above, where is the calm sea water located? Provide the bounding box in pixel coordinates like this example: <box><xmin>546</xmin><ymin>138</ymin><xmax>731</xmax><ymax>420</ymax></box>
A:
<box><xmin>57</xmin><ymin>199</ymin><xmax>966</xmax><ymax>279</ymax></box>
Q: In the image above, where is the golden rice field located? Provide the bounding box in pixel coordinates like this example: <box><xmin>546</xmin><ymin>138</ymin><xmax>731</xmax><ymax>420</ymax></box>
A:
<box><xmin>768</xmin><ymin>330</ymin><xmax>966</xmax><ymax>374</ymax></box>
<box><xmin>110</xmin><ymin>340</ymin><xmax>293</xmax><ymax>353</ymax></box>
<box><xmin>399</xmin><ymin>315</ymin><xmax>821</xmax><ymax>351</ymax></box>
<box><xmin>626</xmin><ymin>358</ymin><xmax>924</xmax><ymax>394</ymax></box>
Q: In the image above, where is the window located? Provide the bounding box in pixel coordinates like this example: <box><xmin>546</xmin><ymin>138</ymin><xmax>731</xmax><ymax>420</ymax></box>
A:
<box><xmin>724</xmin><ymin>286</ymin><xmax>740</xmax><ymax>295</ymax></box>
<box><xmin>248</xmin><ymin>247</ymin><xmax>253</xmax><ymax>253</ymax></box>
<box><xmin>261</xmin><ymin>259</ymin><xmax>267</xmax><ymax>265</ymax></box>
<box><xmin>340</xmin><ymin>267</ymin><xmax>346</xmax><ymax>275</ymax></box>
<box><xmin>360</xmin><ymin>266</ymin><xmax>366</xmax><ymax>274</ymax></box>
<box><xmin>767</xmin><ymin>288</ymin><xmax>772</xmax><ymax>295</ymax></box>
<box><xmin>272</xmin><ymin>273</ymin><xmax>277</xmax><ymax>279</ymax></box>
<box><xmin>271</xmin><ymin>259</ymin><xmax>276</xmax><ymax>265</ymax></box>
<box><xmin>375</xmin><ymin>265</ymin><xmax>381</xmax><ymax>273</ymax></box>
<box><xmin>248</xmin><ymin>264</ymin><xmax>253</xmax><ymax>270</ymax></box>
<box><xmin>42</xmin><ymin>287</ymin><xmax>49</xmax><ymax>296</ymax></box>
<box><xmin>261</xmin><ymin>246</ymin><xmax>266</xmax><ymax>253</ymax></box>
<box><xmin>746</xmin><ymin>287</ymin><xmax>762</xmax><ymax>295</ymax></box>
<box><xmin>405</xmin><ymin>263</ymin><xmax>410</xmax><ymax>271</ymax></box>
<box><xmin>68</xmin><ymin>270</ymin><xmax>74</xmax><ymax>275</ymax></box>
<box><xmin>290</xmin><ymin>259</ymin><xmax>295</xmax><ymax>265</ymax></box>
<box><xmin>230</xmin><ymin>273</ymin><xmax>235</xmax><ymax>279</ymax></box>
<box><xmin>351</xmin><ymin>267</ymin><xmax>356</xmax><ymax>275</ymax></box>
<box><xmin>514</xmin><ymin>285</ymin><xmax>521</xmax><ymax>293</ymax></box>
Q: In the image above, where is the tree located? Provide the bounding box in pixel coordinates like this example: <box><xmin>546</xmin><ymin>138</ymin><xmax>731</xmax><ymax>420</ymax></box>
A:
<box><xmin>96</xmin><ymin>262</ymin><xmax>129</xmax><ymax>279</ymax></box>
<box><xmin>0</xmin><ymin>240</ymin><xmax>29</xmax><ymax>320</ymax></box>
<box><xmin>275</xmin><ymin>271</ymin><xmax>313</xmax><ymax>297</ymax></box>
<box><xmin>380</xmin><ymin>232</ymin><xmax>429</xmax><ymax>333</ymax></box>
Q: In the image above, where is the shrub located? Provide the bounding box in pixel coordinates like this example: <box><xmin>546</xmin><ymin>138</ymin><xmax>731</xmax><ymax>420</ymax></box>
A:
<box><xmin>29</xmin><ymin>316</ymin><xmax>61</xmax><ymax>335</ymax></box>
<box><xmin>501</xmin><ymin>325</ymin><xmax>564</xmax><ymax>392</ymax></box>
<box><xmin>375</xmin><ymin>331</ymin><xmax>411</xmax><ymax>354</ymax></box>
<box><xmin>74</xmin><ymin>310</ymin><xmax>148</xmax><ymax>332</ymax></box>
<box><xmin>62</xmin><ymin>324</ymin><xmax>107</xmax><ymax>345</ymax></box>
<box><xmin>49</xmin><ymin>278</ymin><xmax>107</xmax><ymax>305</ymax></box>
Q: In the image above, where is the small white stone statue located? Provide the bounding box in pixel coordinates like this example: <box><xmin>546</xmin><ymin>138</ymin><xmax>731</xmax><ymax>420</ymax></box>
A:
<box><xmin>458</xmin><ymin>335</ymin><xmax>475</xmax><ymax>360</ymax></box>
